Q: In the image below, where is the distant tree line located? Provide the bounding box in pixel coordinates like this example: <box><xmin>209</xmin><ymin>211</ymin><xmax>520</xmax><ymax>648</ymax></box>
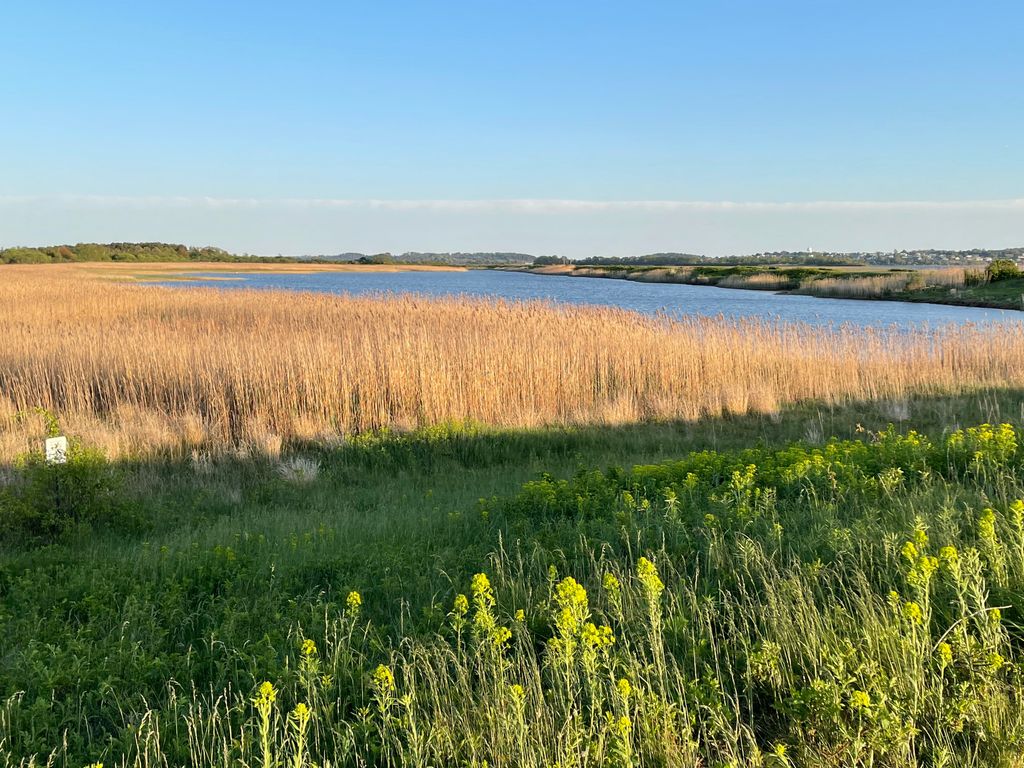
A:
<box><xmin>6</xmin><ymin>243</ymin><xmax>1022</xmax><ymax>269</ymax></box>
<box><xmin>342</xmin><ymin>252</ymin><xmax>533</xmax><ymax>266</ymax></box>
<box><xmin>0</xmin><ymin>242</ymin><xmax>300</xmax><ymax>265</ymax></box>
<box><xmin>1</xmin><ymin>244</ymin><xmax>539</xmax><ymax>268</ymax></box>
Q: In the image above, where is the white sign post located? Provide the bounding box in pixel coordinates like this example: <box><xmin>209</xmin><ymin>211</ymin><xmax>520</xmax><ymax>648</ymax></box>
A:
<box><xmin>44</xmin><ymin>436</ymin><xmax>69</xmax><ymax>465</ymax></box>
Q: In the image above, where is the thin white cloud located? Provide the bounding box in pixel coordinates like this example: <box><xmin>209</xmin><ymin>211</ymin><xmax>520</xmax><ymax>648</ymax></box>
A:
<box><xmin>1</xmin><ymin>195</ymin><xmax>1023</xmax><ymax>213</ymax></box>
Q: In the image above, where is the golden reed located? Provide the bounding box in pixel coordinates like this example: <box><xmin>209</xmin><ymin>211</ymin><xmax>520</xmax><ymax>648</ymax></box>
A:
<box><xmin>1</xmin><ymin>265</ymin><xmax>1022</xmax><ymax>458</ymax></box>
<box><xmin>801</xmin><ymin>267</ymin><xmax>977</xmax><ymax>299</ymax></box>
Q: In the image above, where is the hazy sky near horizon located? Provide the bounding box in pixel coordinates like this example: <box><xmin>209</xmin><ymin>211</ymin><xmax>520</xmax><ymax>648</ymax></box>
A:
<box><xmin>2</xmin><ymin>1</ymin><xmax>1022</xmax><ymax>257</ymax></box>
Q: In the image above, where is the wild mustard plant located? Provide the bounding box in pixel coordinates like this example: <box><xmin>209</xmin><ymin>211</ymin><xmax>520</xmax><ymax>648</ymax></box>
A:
<box><xmin>288</xmin><ymin>703</ymin><xmax>311</xmax><ymax>768</ymax></box>
<box><xmin>469</xmin><ymin>572</ymin><xmax>512</xmax><ymax>661</ymax></box>
<box><xmin>662</xmin><ymin>487</ymin><xmax>680</xmax><ymax>522</ymax></box>
<box><xmin>977</xmin><ymin>507</ymin><xmax>1007</xmax><ymax>588</ymax></box>
<box><xmin>548</xmin><ymin>576</ymin><xmax>591</xmax><ymax>676</ymax></box>
<box><xmin>604</xmin><ymin>712</ymin><xmax>633</xmax><ymax>768</ymax></box>
<box><xmin>297</xmin><ymin>638</ymin><xmax>320</xmax><ymax>710</ymax></box>
<box><xmin>603</xmin><ymin>571</ymin><xmax>624</xmax><ymax>625</ymax></box>
<box><xmin>371</xmin><ymin>664</ymin><xmax>396</xmax><ymax>719</ymax></box>
<box><xmin>899</xmin><ymin>524</ymin><xmax>939</xmax><ymax>627</ymax></box>
<box><xmin>251</xmin><ymin>681</ymin><xmax>277</xmax><ymax>768</ymax></box>
<box><xmin>625</xmin><ymin>557</ymin><xmax>667</xmax><ymax>698</ymax></box>
<box><xmin>470</xmin><ymin>574</ymin><xmax>495</xmax><ymax>636</ymax></box>
<box><xmin>345</xmin><ymin>590</ymin><xmax>362</xmax><ymax>615</ymax></box>
<box><xmin>580</xmin><ymin>621</ymin><xmax>615</xmax><ymax>700</ymax></box>
<box><xmin>449</xmin><ymin>592</ymin><xmax>469</xmax><ymax>648</ymax></box>
<box><xmin>1009</xmin><ymin>499</ymin><xmax>1024</xmax><ymax>577</ymax></box>
<box><xmin>635</xmin><ymin>558</ymin><xmax>664</xmax><ymax>613</ymax></box>
<box><xmin>506</xmin><ymin>682</ymin><xmax>529</xmax><ymax>763</ymax></box>
<box><xmin>945</xmin><ymin>423</ymin><xmax>1018</xmax><ymax>478</ymax></box>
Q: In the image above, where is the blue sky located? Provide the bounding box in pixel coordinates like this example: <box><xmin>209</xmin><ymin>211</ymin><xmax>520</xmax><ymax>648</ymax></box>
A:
<box><xmin>1</xmin><ymin>1</ymin><xmax>1022</xmax><ymax>256</ymax></box>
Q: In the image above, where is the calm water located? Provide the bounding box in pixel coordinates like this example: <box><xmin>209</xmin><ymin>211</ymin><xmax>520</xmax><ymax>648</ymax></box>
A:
<box><xmin>162</xmin><ymin>269</ymin><xmax>1020</xmax><ymax>329</ymax></box>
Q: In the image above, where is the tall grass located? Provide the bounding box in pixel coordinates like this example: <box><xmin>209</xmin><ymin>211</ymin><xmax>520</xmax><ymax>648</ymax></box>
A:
<box><xmin>5</xmin><ymin>421</ymin><xmax>1024</xmax><ymax>766</ymax></box>
<box><xmin>2</xmin><ymin>266</ymin><xmax>1024</xmax><ymax>459</ymax></box>
<box><xmin>800</xmin><ymin>268</ymin><xmax>982</xmax><ymax>299</ymax></box>
<box><xmin>717</xmin><ymin>272</ymin><xmax>795</xmax><ymax>290</ymax></box>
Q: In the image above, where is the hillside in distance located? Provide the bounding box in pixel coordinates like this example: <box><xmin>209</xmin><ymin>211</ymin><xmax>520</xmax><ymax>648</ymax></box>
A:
<box><xmin>5</xmin><ymin>243</ymin><xmax>1022</xmax><ymax>268</ymax></box>
<box><xmin>1</xmin><ymin>244</ymin><xmax>534</xmax><ymax>267</ymax></box>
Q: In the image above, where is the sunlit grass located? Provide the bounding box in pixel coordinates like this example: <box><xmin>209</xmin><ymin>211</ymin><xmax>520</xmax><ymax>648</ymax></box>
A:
<box><xmin>2</xmin><ymin>265</ymin><xmax>1024</xmax><ymax>460</ymax></box>
<box><xmin>5</xmin><ymin>265</ymin><xmax>1024</xmax><ymax>766</ymax></box>
<box><xmin>799</xmin><ymin>267</ymin><xmax>981</xmax><ymax>298</ymax></box>
<box><xmin>4</xmin><ymin>420</ymin><xmax>1024</xmax><ymax>766</ymax></box>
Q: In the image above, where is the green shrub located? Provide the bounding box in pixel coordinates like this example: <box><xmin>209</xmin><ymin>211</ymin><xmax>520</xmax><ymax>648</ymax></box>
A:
<box><xmin>985</xmin><ymin>259</ymin><xmax>1022</xmax><ymax>282</ymax></box>
<box><xmin>0</xmin><ymin>440</ymin><xmax>132</xmax><ymax>541</ymax></box>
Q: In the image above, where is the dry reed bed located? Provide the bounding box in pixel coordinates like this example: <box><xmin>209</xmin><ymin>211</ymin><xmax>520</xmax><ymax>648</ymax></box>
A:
<box><xmin>800</xmin><ymin>267</ymin><xmax>978</xmax><ymax>298</ymax></box>
<box><xmin>1</xmin><ymin>266</ymin><xmax>1023</xmax><ymax>458</ymax></box>
<box><xmin>717</xmin><ymin>272</ymin><xmax>794</xmax><ymax>290</ymax></box>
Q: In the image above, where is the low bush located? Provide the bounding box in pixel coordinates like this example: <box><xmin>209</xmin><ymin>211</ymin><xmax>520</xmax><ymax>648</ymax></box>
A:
<box><xmin>0</xmin><ymin>440</ymin><xmax>132</xmax><ymax>542</ymax></box>
<box><xmin>986</xmin><ymin>259</ymin><xmax>1022</xmax><ymax>282</ymax></box>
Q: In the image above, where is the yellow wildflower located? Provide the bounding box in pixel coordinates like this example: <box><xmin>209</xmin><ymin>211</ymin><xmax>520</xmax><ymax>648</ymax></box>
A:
<box><xmin>491</xmin><ymin>625</ymin><xmax>512</xmax><ymax>649</ymax></box>
<box><xmin>253</xmin><ymin>680</ymin><xmax>277</xmax><ymax>706</ymax></box>
<box><xmin>602</xmin><ymin>572</ymin><xmax>621</xmax><ymax>594</ymax></box>
<box><xmin>636</xmin><ymin>557</ymin><xmax>665</xmax><ymax>600</ymax></box>
<box><xmin>903</xmin><ymin>601</ymin><xmax>923</xmax><ymax>624</ymax></box>
<box><xmin>617</xmin><ymin>677</ymin><xmax>632</xmax><ymax>702</ymax></box>
<box><xmin>849</xmin><ymin>690</ymin><xmax>871</xmax><ymax>710</ymax></box>
<box><xmin>937</xmin><ymin>642</ymin><xmax>953</xmax><ymax>667</ymax></box>
<box><xmin>471</xmin><ymin>573</ymin><xmax>495</xmax><ymax>609</ymax></box>
<box><xmin>372</xmin><ymin>664</ymin><xmax>395</xmax><ymax>695</ymax></box>
<box><xmin>900</xmin><ymin>541</ymin><xmax>918</xmax><ymax>563</ymax></box>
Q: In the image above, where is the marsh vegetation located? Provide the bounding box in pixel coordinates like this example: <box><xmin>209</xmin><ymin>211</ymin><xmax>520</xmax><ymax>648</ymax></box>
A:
<box><xmin>2</xmin><ymin>267</ymin><xmax>1023</xmax><ymax>460</ymax></box>
<box><xmin>3</xmin><ymin>266</ymin><xmax>1024</xmax><ymax>766</ymax></box>
<box><xmin>524</xmin><ymin>261</ymin><xmax>1024</xmax><ymax>311</ymax></box>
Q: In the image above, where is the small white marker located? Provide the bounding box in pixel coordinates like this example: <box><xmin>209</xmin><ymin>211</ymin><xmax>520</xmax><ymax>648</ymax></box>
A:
<box><xmin>44</xmin><ymin>436</ymin><xmax>69</xmax><ymax>465</ymax></box>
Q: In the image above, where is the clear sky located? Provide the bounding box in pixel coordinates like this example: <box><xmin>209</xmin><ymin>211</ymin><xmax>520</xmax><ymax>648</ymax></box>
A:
<box><xmin>2</xmin><ymin>1</ymin><xmax>1022</xmax><ymax>257</ymax></box>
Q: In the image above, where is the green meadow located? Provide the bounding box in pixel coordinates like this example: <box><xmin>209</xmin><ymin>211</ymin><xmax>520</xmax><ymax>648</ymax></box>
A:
<box><xmin>4</xmin><ymin>392</ymin><xmax>1024</xmax><ymax>767</ymax></box>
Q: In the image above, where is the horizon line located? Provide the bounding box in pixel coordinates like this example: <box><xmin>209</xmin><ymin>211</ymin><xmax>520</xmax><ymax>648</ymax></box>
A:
<box><xmin>2</xmin><ymin>195</ymin><xmax>1024</xmax><ymax>213</ymax></box>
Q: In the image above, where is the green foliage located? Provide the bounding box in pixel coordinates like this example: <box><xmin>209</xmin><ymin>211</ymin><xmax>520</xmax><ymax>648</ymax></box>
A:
<box><xmin>505</xmin><ymin>424</ymin><xmax>1011</xmax><ymax>531</ymax></box>
<box><xmin>0</xmin><ymin>440</ymin><xmax>131</xmax><ymax>541</ymax></box>
<box><xmin>355</xmin><ymin>252</ymin><xmax>396</xmax><ymax>264</ymax></box>
<box><xmin>0</xmin><ymin>242</ymin><xmax>286</xmax><ymax>264</ymax></box>
<box><xmin>3</xmin><ymin>411</ymin><xmax>1024</xmax><ymax>766</ymax></box>
<box><xmin>986</xmin><ymin>258</ymin><xmax>1022</xmax><ymax>282</ymax></box>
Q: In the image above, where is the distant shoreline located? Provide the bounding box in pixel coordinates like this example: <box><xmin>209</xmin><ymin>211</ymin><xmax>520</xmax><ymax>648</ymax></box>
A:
<box><xmin>505</xmin><ymin>264</ymin><xmax>1024</xmax><ymax>312</ymax></box>
<box><xmin>26</xmin><ymin>260</ymin><xmax>468</xmax><ymax>283</ymax></box>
